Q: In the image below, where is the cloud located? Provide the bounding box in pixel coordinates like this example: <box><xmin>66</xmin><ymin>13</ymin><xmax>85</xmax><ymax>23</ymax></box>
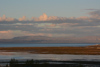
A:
<box><xmin>0</xmin><ymin>12</ymin><xmax>99</xmax><ymax>26</ymax></box>
<box><xmin>0</xmin><ymin>11</ymin><xmax>100</xmax><ymax>23</ymax></box>
<box><xmin>0</xmin><ymin>30</ymin><xmax>52</xmax><ymax>39</ymax></box>
<box><xmin>0</xmin><ymin>30</ymin><xmax>14</xmax><ymax>39</ymax></box>
<box><xmin>31</xmin><ymin>13</ymin><xmax>48</xmax><ymax>21</ymax></box>
<box><xmin>19</xmin><ymin>16</ymin><xmax>27</xmax><ymax>21</ymax></box>
<box><xmin>0</xmin><ymin>15</ymin><xmax>15</xmax><ymax>21</ymax></box>
<box><xmin>39</xmin><ymin>13</ymin><xmax>48</xmax><ymax>21</ymax></box>
<box><xmin>88</xmin><ymin>10</ymin><xmax>100</xmax><ymax>18</ymax></box>
<box><xmin>1</xmin><ymin>10</ymin><xmax>100</xmax><ymax>39</ymax></box>
<box><xmin>85</xmin><ymin>9</ymin><xmax>99</xmax><ymax>11</ymax></box>
<box><xmin>0</xmin><ymin>30</ymin><xmax>12</xmax><ymax>34</ymax></box>
<box><xmin>31</xmin><ymin>13</ymin><xmax>65</xmax><ymax>21</ymax></box>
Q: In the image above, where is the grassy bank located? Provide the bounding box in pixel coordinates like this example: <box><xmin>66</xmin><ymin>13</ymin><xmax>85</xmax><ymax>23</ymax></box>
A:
<box><xmin>0</xmin><ymin>46</ymin><xmax>100</xmax><ymax>55</ymax></box>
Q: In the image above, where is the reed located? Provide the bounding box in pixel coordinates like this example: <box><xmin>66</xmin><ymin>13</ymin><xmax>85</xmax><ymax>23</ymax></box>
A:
<box><xmin>0</xmin><ymin>46</ymin><xmax>100</xmax><ymax>55</ymax></box>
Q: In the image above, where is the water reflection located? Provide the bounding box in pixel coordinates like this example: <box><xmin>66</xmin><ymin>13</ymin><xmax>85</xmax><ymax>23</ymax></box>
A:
<box><xmin>0</xmin><ymin>51</ymin><xmax>100</xmax><ymax>61</ymax></box>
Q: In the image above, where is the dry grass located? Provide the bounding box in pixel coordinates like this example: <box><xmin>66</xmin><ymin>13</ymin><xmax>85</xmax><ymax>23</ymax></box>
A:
<box><xmin>0</xmin><ymin>47</ymin><xmax>100</xmax><ymax>55</ymax></box>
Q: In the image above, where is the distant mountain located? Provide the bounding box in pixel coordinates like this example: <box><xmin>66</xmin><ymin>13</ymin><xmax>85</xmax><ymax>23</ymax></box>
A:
<box><xmin>0</xmin><ymin>36</ymin><xmax>100</xmax><ymax>43</ymax></box>
<box><xmin>13</xmin><ymin>36</ymin><xmax>51</xmax><ymax>40</ymax></box>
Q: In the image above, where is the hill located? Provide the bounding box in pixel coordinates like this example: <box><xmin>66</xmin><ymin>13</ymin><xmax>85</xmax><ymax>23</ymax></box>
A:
<box><xmin>0</xmin><ymin>36</ymin><xmax>100</xmax><ymax>43</ymax></box>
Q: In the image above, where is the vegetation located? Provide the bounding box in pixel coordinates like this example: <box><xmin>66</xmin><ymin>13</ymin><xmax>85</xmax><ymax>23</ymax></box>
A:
<box><xmin>7</xmin><ymin>59</ymin><xmax>100</xmax><ymax>67</ymax></box>
<box><xmin>9</xmin><ymin>59</ymin><xmax>18</xmax><ymax>66</ymax></box>
<box><xmin>25</xmin><ymin>59</ymin><xmax>35</xmax><ymax>64</ymax></box>
<box><xmin>0</xmin><ymin>46</ymin><xmax>100</xmax><ymax>55</ymax></box>
<box><xmin>0</xmin><ymin>59</ymin><xmax>99</xmax><ymax>67</ymax></box>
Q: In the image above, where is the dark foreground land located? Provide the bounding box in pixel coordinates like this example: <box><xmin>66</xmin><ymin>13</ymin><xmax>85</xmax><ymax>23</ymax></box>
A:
<box><xmin>2</xmin><ymin>59</ymin><xmax>100</xmax><ymax>67</ymax></box>
<box><xmin>0</xmin><ymin>44</ymin><xmax>100</xmax><ymax>55</ymax></box>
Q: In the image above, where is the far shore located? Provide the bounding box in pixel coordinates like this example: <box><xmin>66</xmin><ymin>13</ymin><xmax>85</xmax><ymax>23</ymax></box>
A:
<box><xmin>0</xmin><ymin>45</ymin><xmax>100</xmax><ymax>55</ymax></box>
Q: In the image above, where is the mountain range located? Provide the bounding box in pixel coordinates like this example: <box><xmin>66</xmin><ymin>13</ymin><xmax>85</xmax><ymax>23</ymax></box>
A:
<box><xmin>0</xmin><ymin>36</ymin><xmax>100</xmax><ymax>43</ymax></box>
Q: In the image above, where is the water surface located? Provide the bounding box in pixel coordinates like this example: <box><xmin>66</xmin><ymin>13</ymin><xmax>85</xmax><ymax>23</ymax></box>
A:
<box><xmin>0</xmin><ymin>43</ymin><xmax>95</xmax><ymax>47</ymax></box>
<box><xmin>0</xmin><ymin>51</ymin><xmax>100</xmax><ymax>61</ymax></box>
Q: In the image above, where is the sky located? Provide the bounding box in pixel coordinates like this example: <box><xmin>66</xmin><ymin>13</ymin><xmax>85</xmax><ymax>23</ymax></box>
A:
<box><xmin>0</xmin><ymin>0</ymin><xmax>100</xmax><ymax>39</ymax></box>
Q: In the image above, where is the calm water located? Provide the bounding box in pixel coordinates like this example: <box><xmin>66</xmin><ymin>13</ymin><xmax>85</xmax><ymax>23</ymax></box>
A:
<box><xmin>0</xmin><ymin>52</ymin><xmax>100</xmax><ymax>61</ymax></box>
<box><xmin>0</xmin><ymin>43</ymin><xmax>96</xmax><ymax>47</ymax></box>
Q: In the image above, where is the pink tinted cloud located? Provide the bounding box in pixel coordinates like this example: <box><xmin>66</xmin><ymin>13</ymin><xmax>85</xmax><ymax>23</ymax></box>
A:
<box><xmin>0</xmin><ymin>11</ymin><xmax>100</xmax><ymax>23</ymax></box>
<box><xmin>0</xmin><ymin>15</ymin><xmax>15</xmax><ymax>21</ymax></box>
<box><xmin>0</xmin><ymin>30</ymin><xmax>12</xmax><ymax>33</ymax></box>
<box><xmin>0</xmin><ymin>30</ymin><xmax>53</xmax><ymax>39</ymax></box>
<box><xmin>31</xmin><ymin>13</ymin><xmax>65</xmax><ymax>21</ymax></box>
<box><xmin>19</xmin><ymin>16</ymin><xmax>27</xmax><ymax>21</ymax></box>
<box><xmin>0</xmin><ymin>30</ymin><xmax>14</xmax><ymax>39</ymax></box>
<box><xmin>39</xmin><ymin>13</ymin><xmax>48</xmax><ymax>21</ymax></box>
